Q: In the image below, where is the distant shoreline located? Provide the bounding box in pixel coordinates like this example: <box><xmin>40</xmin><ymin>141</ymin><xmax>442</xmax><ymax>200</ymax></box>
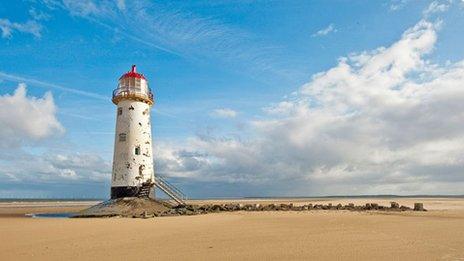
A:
<box><xmin>0</xmin><ymin>194</ymin><xmax>463</xmax><ymax>202</ymax></box>
<box><xmin>241</xmin><ymin>195</ymin><xmax>464</xmax><ymax>199</ymax></box>
<box><xmin>0</xmin><ymin>198</ymin><xmax>104</xmax><ymax>203</ymax></box>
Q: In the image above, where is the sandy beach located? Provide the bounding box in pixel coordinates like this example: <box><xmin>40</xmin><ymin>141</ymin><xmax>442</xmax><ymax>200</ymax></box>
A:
<box><xmin>1</xmin><ymin>197</ymin><xmax>463</xmax><ymax>260</ymax></box>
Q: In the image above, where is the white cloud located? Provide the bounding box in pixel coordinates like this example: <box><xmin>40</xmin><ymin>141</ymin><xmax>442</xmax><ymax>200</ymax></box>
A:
<box><xmin>29</xmin><ymin>8</ymin><xmax>51</xmax><ymax>21</ymax></box>
<box><xmin>312</xmin><ymin>24</ymin><xmax>337</xmax><ymax>37</ymax></box>
<box><xmin>62</xmin><ymin>0</ymin><xmax>103</xmax><ymax>16</ymax></box>
<box><xmin>0</xmin><ymin>151</ymin><xmax>111</xmax><ymax>183</ymax></box>
<box><xmin>0</xmin><ymin>18</ymin><xmax>42</xmax><ymax>38</ymax></box>
<box><xmin>389</xmin><ymin>0</ymin><xmax>409</xmax><ymax>11</ymax></box>
<box><xmin>211</xmin><ymin>108</ymin><xmax>237</xmax><ymax>118</ymax></box>
<box><xmin>423</xmin><ymin>1</ymin><xmax>450</xmax><ymax>16</ymax></box>
<box><xmin>0</xmin><ymin>84</ymin><xmax>64</xmax><ymax>147</ymax></box>
<box><xmin>0</xmin><ymin>85</ymin><xmax>109</xmax><ymax>186</ymax></box>
<box><xmin>155</xmin><ymin>19</ymin><xmax>464</xmax><ymax>195</ymax></box>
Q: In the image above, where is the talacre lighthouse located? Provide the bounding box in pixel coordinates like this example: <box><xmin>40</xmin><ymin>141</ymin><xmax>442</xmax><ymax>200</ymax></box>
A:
<box><xmin>111</xmin><ymin>65</ymin><xmax>155</xmax><ymax>199</ymax></box>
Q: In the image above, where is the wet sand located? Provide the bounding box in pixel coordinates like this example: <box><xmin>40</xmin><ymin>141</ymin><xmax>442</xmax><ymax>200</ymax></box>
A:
<box><xmin>0</xmin><ymin>198</ymin><xmax>463</xmax><ymax>260</ymax></box>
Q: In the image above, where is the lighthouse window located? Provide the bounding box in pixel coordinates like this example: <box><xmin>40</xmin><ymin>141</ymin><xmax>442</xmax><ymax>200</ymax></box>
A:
<box><xmin>117</xmin><ymin>107</ymin><xmax>123</xmax><ymax>116</ymax></box>
<box><xmin>135</xmin><ymin>146</ymin><xmax>141</xmax><ymax>155</ymax></box>
<box><xmin>119</xmin><ymin>133</ymin><xmax>126</xmax><ymax>142</ymax></box>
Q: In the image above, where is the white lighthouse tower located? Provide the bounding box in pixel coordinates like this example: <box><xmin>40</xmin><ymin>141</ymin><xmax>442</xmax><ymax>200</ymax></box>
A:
<box><xmin>111</xmin><ymin>65</ymin><xmax>155</xmax><ymax>199</ymax></box>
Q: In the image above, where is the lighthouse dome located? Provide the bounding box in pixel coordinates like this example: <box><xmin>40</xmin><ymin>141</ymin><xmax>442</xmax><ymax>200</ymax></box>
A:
<box><xmin>119</xmin><ymin>65</ymin><xmax>146</xmax><ymax>80</ymax></box>
<box><xmin>112</xmin><ymin>65</ymin><xmax>154</xmax><ymax>105</ymax></box>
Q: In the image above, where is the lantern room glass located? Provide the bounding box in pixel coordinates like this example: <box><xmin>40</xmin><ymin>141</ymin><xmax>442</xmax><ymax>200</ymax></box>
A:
<box><xmin>112</xmin><ymin>77</ymin><xmax>154</xmax><ymax>104</ymax></box>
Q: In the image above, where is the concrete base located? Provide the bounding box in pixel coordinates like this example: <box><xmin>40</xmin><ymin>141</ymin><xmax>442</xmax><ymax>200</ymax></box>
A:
<box><xmin>73</xmin><ymin>197</ymin><xmax>172</xmax><ymax>218</ymax></box>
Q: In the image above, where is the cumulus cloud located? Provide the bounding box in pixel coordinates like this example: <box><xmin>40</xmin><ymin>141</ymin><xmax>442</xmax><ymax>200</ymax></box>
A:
<box><xmin>0</xmin><ymin>18</ymin><xmax>42</xmax><ymax>38</ymax></box>
<box><xmin>0</xmin><ymin>84</ymin><xmax>64</xmax><ymax>147</ymax></box>
<box><xmin>0</xmin><ymin>85</ymin><xmax>110</xmax><ymax>188</ymax></box>
<box><xmin>312</xmin><ymin>24</ymin><xmax>337</xmax><ymax>37</ymax></box>
<box><xmin>0</xmin><ymin>151</ymin><xmax>111</xmax><ymax>183</ymax></box>
<box><xmin>155</xmin><ymin>19</ymin><xmax>464</xmax><ymax>196</ymax></box>
<box><xmin>211</xmin><ymin>108</ymin><xmax>238</xmax><ymax>118</ymax></box>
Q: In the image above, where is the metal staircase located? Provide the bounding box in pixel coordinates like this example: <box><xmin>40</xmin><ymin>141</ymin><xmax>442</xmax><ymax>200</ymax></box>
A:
<box><xmin>154</xmin><ymin>175</ymin><xmax>187</xmax><ymax>205</ymax></box>
<box><xmin>137</xmin><ymin>183</ymin><xmax>152</xmax><ymax>198</ymax></box>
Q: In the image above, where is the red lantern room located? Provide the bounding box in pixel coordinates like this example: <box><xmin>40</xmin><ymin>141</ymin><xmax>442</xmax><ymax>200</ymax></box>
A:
<box><xmin>112</xmin><ymin>65</ymin><xmax>154</xmax><ymax>105</ymax></box>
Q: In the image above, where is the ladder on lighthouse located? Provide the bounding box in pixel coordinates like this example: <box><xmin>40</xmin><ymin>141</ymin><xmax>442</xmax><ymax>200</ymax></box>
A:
<box><xmin>154</xmin><ymin>175</ymin><xmax>187</xmax><ymax>205</ymax></box>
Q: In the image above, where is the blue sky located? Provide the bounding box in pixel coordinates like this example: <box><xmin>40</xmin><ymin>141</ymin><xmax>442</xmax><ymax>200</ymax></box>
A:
<box><xmin>1</xmin><ymin>0</ymin><xmax>464</xmax><ymax>198</ymax></box>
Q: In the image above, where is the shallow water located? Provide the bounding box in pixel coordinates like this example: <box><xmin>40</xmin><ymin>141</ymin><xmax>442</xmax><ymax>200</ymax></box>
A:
<box><xmin>26</xmin><ymin>212</ymin><xmax>74</xmax><ymax>218</ymax></box>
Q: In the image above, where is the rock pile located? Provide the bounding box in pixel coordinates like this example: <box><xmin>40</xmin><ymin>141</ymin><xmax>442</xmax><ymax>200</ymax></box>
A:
<box><xmin>73</xmin><ymin>198</ymin><xmax>427</xmax><ymax>218</ymax></box>
<box><xmin>155</xmin><ymin>201</ymin><xmax>426</xmax><ymax>217</ymax></box>
<box><xmin>72</xmin><ymin>197</ymin><xmax>171</xmax><ymax>218</ymax></box>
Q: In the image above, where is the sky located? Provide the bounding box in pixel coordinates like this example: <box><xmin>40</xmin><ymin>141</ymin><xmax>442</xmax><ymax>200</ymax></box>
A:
<box><xmin>1</xmin><ymin>0</ymin><xmax>464</xmax><ymax>198</ymax></box>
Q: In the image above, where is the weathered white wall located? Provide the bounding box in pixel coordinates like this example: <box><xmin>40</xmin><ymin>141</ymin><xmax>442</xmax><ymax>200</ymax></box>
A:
<box><xmin>111</xmin><ymin>99</ymin><xmax>154</xmax><ymax>187</ymax></box>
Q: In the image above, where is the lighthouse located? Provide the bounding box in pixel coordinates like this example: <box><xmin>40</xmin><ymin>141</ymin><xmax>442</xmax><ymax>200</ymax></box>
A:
<box><xmin>111</xmin><ymin>65</ymin><xmax>155</xmax><ymax>199</ymax></box>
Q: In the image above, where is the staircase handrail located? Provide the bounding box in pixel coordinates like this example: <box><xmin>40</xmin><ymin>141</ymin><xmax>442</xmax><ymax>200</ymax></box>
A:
<box><xmin>155</xmin><ymin>175</ymin><xmax>187</xmax><ymax>200</ymax></box>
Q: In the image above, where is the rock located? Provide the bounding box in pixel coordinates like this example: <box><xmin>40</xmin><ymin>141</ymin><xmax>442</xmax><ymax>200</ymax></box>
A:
<box><xmin>141</xmin><ymin>211</ymin><xmax>154</xmax><ymax>218</ymax></box>
<box><xmin>345</xmin><ymin>203</ymin><xmax>355</xmax><ymax>210</ymax></box>
<box><xmin>279</xmin><ymin>204</ymin><xmax>289</xmax><ymax>211</ymax></box>
<box><xmin>178</xmin><ymin>208</ymin><xmax>188</xmax><ymax>215</ymax></box>
<box><xmin>212</xmin><ymin>204</ymin><xmax>222</xmax><ymax>212</ymax></box>
<box><xmin>243</xmin><ymin>204</ymin><xmax>253</xmax><ymax>211</ymax></box>
<box><xmin>390</xmin><ymin>202</ymin><xmax>400</xmax><ymax>209</ymax></box>
<box><xmin>186</xmin><ymin>204</ymin><xmax>199</xmax><ymax>211</ymax></box>
<box><xmin>199</xmin><ymin>205</ymin><xmax>210</xmax><ymax>211</ymax></box>
<box><xmin>414</xmin><ymin>203</ymin><xmax>425</xmax><ymax>211</ymax></box>
<box><xmin>400</xmin><ymin>205</ymin><xmax>411</xmax><ymax>211</ymax></box>
<box><xmin>263</xmin><ymin>204</ymin><xmax>275</xmax><ymax>211</ymax></box>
